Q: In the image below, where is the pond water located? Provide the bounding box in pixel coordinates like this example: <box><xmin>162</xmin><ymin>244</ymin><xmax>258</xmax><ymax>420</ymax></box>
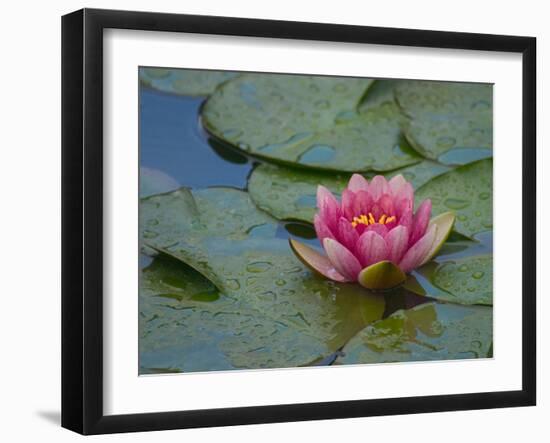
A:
<box><xmin>139</xmin><ymin>84</ymin><xmax>493</xmax><ymax>373</ymax></box>
<box><xmin>140</xmin><ymin>88</ymin><xmax>324</xmax><ymax>251</ymax></box>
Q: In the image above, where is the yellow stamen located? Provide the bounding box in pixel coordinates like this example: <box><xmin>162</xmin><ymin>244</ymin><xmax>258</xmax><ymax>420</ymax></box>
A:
<box><xmin>349</xmin><ymin>212</ymin><xmax>397</xmax><ymax>228</ymax></box>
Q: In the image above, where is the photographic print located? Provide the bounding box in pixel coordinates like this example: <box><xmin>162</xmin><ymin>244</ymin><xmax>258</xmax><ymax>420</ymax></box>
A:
<box><xmin>138</xmin><ymin>68</ymin><xmax>493</xmax><ymax>375</ymax></box>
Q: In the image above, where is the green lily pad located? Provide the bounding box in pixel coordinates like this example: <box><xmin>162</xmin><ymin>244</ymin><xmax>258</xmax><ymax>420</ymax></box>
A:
<box><xmin>141</xmin><ymin>187</ymin><xmax>386</xmax><ymax>368</ymax></box>
<box><xmin>139</xmin><ymin>67</ymin><xmax>239</xmax><ymax>96</ymax></box>
<box><xmin>396</xmin><ymin>80</ymin><xmax>492</xmax><ymax>117</ymax></box>
<box><xmin>395</xmin><ymin>80</ymin><xmax>493</xmax><ymax>161</ymax></box>
<box><xmin>202</xmin><ymin>74</ymin><xmax>421</xmax><ymax>172</ymax></box>
<box><xmin>336</xmin><ymin>302</ymin><xmax>493</xmax><ymax>365</ymax></box>
<box><xmin>404</xmin><ymin>113</ymin><xmax>493</xmax><ymax>163</ymax></box>
<box><xmin>139</xmin><ymin>255</ymin><xmax>348</xmax><ymax>372</ymax></box>
<box><xmin>358</xmin><ymin>79</ymin><xmax>401</xmax><ymax>113</ymax></box>
<box><xmin>248</xmin><ymin>160</ymin><xmax>451</xmax><ymax>224</ymax></box>
<box><xmin>248</xmin><ymin>163</ymin><xmax>348</xmax><ymax>223</ymax></box>
<box><xmin>432</xmin><ymin>255</ymin><xmax>493</xmax><ymax>305</ymax></box>
<box><xmin>415</xmin><ymin>159</ymin><xmax>492</xmax><ymax>238</ymax></box>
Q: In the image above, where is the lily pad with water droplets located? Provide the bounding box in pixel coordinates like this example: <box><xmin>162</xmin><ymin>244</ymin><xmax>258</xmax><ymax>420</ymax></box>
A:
<box><xmin>248</xmin><ymin>163</ymin><xmax>348</xmax><ymax>223</ymax></box>
<box><xmin>139</xmin><ymin>255</ymin><xmax>348</xmax><ymax>372</ymax></box>
<box><xmin>202</xmin><ymin>74</ymin><xmax>421</xmax><ymax>172</ymax></box>
<box><xmin>140</xmin><ymin>187</ymin><xmax>386</xmax><ymax>369</ymax></box>
<box><xmin>139</xmin><ymin>67</ymin><xmax>239</xmax><ymax>96</ymax></box>
<box><xmin>395</xmin><ymin>80</ymin><xmax>493</xmax><ymax>161</ymax></box>
<box><xmin>248</xmin><ymin>160</ymin><xmax>452</xmax><ymax>224</ymax></box>
<box><xmin>431</xmin><ymin>255</ymin><xmax>493</xmax><ymax>305</ymax></box>
<box><xmin>415</xmin><ymin>159</ymin><xmax>492</xmax><ymax>238</ymax></box>
<box><xmin>336</xmin><ymin>302</ymin><xmax>493</xmax><ymax>365</ymax></box>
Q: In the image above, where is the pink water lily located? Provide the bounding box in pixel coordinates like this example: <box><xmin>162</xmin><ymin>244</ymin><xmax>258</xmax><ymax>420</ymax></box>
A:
<box><xmin>290</xmin><ymin>174</ymin><xmax>455</xmax><ymax>290</ymax></box>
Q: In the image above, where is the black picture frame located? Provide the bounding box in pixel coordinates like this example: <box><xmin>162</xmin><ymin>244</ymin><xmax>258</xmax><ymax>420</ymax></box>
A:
<box><xmin>61</xmin><ymin>8</ymin><xmax>537</xmax><ymax>435</ymax></box>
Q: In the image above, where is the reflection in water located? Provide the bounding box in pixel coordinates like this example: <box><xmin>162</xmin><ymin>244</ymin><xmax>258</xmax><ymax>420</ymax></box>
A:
<box><xmin>438</xmin><ymin>148</ymin><xmax>492</xmax><ymax>166</ymax></box>
<box><xmin>140</xmin><ymin>89</ymin><xmax>252</xmax><ymax>189</ymax></box>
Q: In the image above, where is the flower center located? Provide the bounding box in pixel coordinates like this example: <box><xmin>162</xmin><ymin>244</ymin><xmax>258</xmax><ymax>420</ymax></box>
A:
<box><xmin>351</xmin><ymin>213</ymin><xmax>396</xmax><ymax>228</ymax></box>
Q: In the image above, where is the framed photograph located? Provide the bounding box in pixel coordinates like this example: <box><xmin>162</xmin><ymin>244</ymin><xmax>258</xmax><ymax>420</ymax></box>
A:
<box><xmin>61</xmin><ymin>8</ymin><xmax>536</xmax><ymax>435</ymax></box>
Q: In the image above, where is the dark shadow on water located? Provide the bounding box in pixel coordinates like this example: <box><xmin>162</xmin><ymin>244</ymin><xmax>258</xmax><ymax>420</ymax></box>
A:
<box><xmin>36</xmin><ymin>410</ymin><xmax>60</xmax><ymax>425</ymax></box>
<box><xmin>140</xmin><ymin>89</ymin><xmax>252</xmax><ymax>190</ymax></box>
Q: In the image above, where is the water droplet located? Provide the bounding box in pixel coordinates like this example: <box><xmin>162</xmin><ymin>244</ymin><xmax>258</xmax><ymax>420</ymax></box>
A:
<box><xmin>225</xmin><ymin>279</ymin><xmax>241</xmax><ymax>290</ymax></box>
<box><xmin>309</xmin><ymin>83</ymin><xmax>320</xmax><ymax>93</ymax></box>
<box><xmin>267</xmin><ymin>117</ymin><xmax>282</xmax><ymax>126</ymax></box>
<box><xmin>458</xmin><ymin>215</ymin><xmax>467</xmax><ymax>221</ymax></box>
<box><xmin>444</xmin><ymin>198</ymin><xmax>471</xmax><ymax>210</ymax></box>
<box><xmin>335</xmin><ymin>110</ymin><xmax>358</xmax><ymax>123</ymax></box>
<box><xmin>315</xmin><ymin>99</ymin><xmax>330</xmax><ymax>109</ymax></box>
<box><xmin>479</xmin><ymin>192</ymin><xmax>490</xmax><ymax>200</ymax></box>
<box><xmin>333</xmin><ymin>83</ymin><xmax>347</xmax><ymax>93</ymax></box>
<box><xmin>147</xmin><ymin>219</ymin><xmax>159</xmax><ymax>226</ymax></box>
<box><xmin>275</xmin><ymin>279</ymin><xmax>286</xmax><ymax>286</ymax></box>
<box><xmin>471</xmin><ymin>100</ymin><xmax>491</xmax><ymax>111</ymax></box>
<box><xmin>436</xmin><ymin>136</ymin><xmax>456</xmax><ymax>149</ymax></box>
<box><xmin>222</xmin><ymin>128</ymin><xmax>243</xmax><ymax>139</ymax></box>
<box><xmin>472</xmin><ymin>271</ymin><xmax>485</xmax><ymax>279</ymax></box>
<box><xmin>458</xmin><ymin>264</ymin><xmax>468</xmax><ymax>272</ymax></box>
<box><xmin>297</xmin><ymin>145</ymin><xmax>335</xmax><ymax>164</ymax></box>
<box><xmin>143</xmin><ymin>230</ymin><xmax>158</xmax><ymax>239</ymax></box>
<box><xmin>471</xmin><ymin>340</ymin><xmax>482</xmax><ymax>349</ymax></box>
<box><xmin>246</xmin><ymin>261</ymin><xmax>272</xmax><ymax>273</ymax></box>
<box><xmin>238</xmin><ymin>142</ymin><xmax>250</xmax><ymax>151</ymax></box>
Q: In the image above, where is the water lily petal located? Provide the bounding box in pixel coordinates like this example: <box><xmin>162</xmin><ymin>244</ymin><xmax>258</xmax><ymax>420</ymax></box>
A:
<box><xmin>378</xmin><ymin>193</ymin><xmax>395</xmax><ymax>216</ymax></box>
<box><xmin>385</xmin><ymin>225</ymin><xmax>410</xmax><ymax>264</ymax></box>
<box><xmin>316</xmin><ymin>185</ymin><xmax>340</xmax><ymax>231</ymax></box>
<box><xmin>421</xmin><ymin>211</ymin><xmax>456</xmax><ymax>265</ymax></box>
<box><xmin>323</xmin><ymin>238</ymin><xmax>363</xmax><ymax>281</ymax></box>
<box><xmin>389</xmin><ymin>174</ymin><xmax>407</xmax><ymax>194</ymax></box>
<box><xmin>399</xmin><ymin>224</ymin><xmax>438</xmax><ymax>273</ymax></box>
<box><xmin>358</xmin><ymin>260</ymin><xmax>406</xmax><ymax>290</ymax></box>
<box><xmin>289</xmin><ymin>239</ymin><xmax>348</xmax><ymax>282</ymax></box>
<box><xmin>397</xmin><ymin>205</ymin><xmax>413</xmax><ymax>232</ymax></box>
<box><xmin>357</xmin><ymin>231</ymin><xmax>389</xmax><ymax>267</ymax></box>
<box><xmin>341</xmin><ymin>189</ymin><xmax>356</xmax><ymax>220</ymax></box>
<box><xmin>365</xmin><ymin>223</ymin><xmax>389</xmax><ymax>238</ymax></box>
<box><xmin>347</xmin><ymin>173</ymin><xmax>369</xmax><ymax>193</ymax></box>
<box><xmin>395</xmin><ymin>195</ymin><xmax>413</xmax><ymax>219</ymax></box>
<box><xmin>337</xmin><ymin>216</ymin><xmax>359</xmax><ymax>252</ymax></box>
<box><xmin>411</xmin><ymin>199</ymin><xmax>432</xmax><ymax>245</ymax></box>
<box><xmin>314</xmin><ymin>214</ymin><xmax>335</xmax><ymax>246</ymax></box>
<box><xmin>367</xmin><ymin>175</ymin><xmax>390</xmax><ymax>201</ymax></box>
<box><xmin>389</xmin><ymin>174</ymin><xmax>414</xmax><ymax>203</ymax></box>
<box><xmin>353</xmin><ymin>190</ymin><xmax>373</xmax><ymax>217</ymax></box>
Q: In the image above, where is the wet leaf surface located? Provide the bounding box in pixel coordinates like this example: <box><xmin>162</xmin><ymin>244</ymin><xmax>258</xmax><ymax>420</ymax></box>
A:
<box><xmin>415</xmin><ymin>159</ymin><xmax>492</xmax><ymax>237</ymax></box>
<box><xmin>431</xmin><ymin>255</ymin><xmax>493</xmax><ymax>305</ymax></box>
<box><xmin>140</xmin><ymin>187</ymin><xmax>386</xmax><ymax>370</ymax></box>
<box><xmin>336</xmin><ymin>302</ymin><xmax>493</xmax><ymax>364</ymax></box>
<box><xmin>139</xmin><ymin>67</ymin><xmax>239</xmax><ymax>96</ymax></box>
<box><xmin>202</xmin><ymin>74</ymin><xmax>421</xmax><ymax>172</ymax></box>
<box><xmin>395</xmin><ymin>80</ymin><xmax>493</xmax><ymax>161</ymax></box>
<box><xmin>140</xmin><ymin>255</ymin><xmax>341</xmax><ymax>372</ymax></box>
